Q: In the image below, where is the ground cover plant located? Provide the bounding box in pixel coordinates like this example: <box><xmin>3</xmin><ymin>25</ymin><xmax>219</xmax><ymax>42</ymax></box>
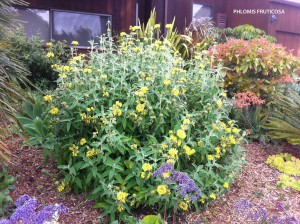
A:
<box><xmin>18</xmin><ymin>26</ymin><xmax>245</xmax><ymax>222</ymax></box>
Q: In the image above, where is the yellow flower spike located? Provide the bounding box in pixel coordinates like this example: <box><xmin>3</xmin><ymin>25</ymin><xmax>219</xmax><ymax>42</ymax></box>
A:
<box><xmin>117</xmin><ymin>204</ymin><xmax>124</xmax><ymax>212</ymax></box>
<box><xmin>157</xmin><ymin>185</ymin><xmax>167</xmax><ymax>195</ymax></box>
<box><xmin>164</xmin><ymin>79</ymin><xmax>171</xmax><ymax>86</ymax></box>
<box><xmin>141</xmin><ymin>172</ymin><xmax>145</xmax><ymax>179</ymax></box>
<box><xmin>179</xmin><ymin>202</ymin><xmax>188</xmax><ymax>211</ymax></box>
<box><xmin>116</xmin><ymin>191</ymin><xmax>129</xmax><ymax>203</ymax></box>
<box><xmin>176</xmin><ymin>129</ymin><xmax>186</xmax><ymax>140</ymax></box>
<box><xmin>232</xmin><ymin>128</ymin><xmax>239</xmax><ymax>134</ymax></box>
<box><xmin>120</xmin><ymin>32</ymin><xmax>126</xmax><ymax>37</ymax></box>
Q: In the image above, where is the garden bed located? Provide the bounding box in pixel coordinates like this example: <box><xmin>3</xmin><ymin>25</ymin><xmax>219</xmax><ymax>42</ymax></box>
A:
<box><xmin>3</xmin><ymin>123</ymin><xmax>299</xmax><ymax>223</ymax></box>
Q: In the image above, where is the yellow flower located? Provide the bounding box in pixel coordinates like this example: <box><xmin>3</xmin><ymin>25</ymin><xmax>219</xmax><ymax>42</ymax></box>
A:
<box><xmin>142</xmin><ymin>163</ymin><xmax>153</xmax><ymax>172</ymax></box>
<box><xmin>217</xmin><ymin>100</ymin><xmax>223</xmax><ymax>108</ymax></box>
<box><xmin>72</xmin><ymin>150</ymin><xmax>79</xmax><ymax>157</ymax></box>
<box><xmin>164</xmin><ymin>79</ymin><xmax>171</xmax><ymax>85</ymax></box>
<box><xmin>47</xmin><ymin>52</ymin><xmax>54</xmax><ymax>58</ymax></box>
<box><xmin>43</xmin><ymin>95</ymin><xmax>52</xmax><ymax>102</ymax></box>
<box><xmin>83</xmin><ymin>68</ymin><xmax>92</xmax><ymax>73</ymax></box>
<box><xmin>59</xmin><ymin>73</ymin><xmax>67</xmax><ymax>78</ymax></box>
<box><xmin>80</xmin><ymin>138</ymin><xmax>87</xmax><ymax>146</ymax></box>
<box><xmin>86</xmin><ymin>148</ymin><xmax>98</xmax><ymax>157</ymax></box>
<box><xmin>57</xmin><ymin>181</ymin><xmax>65</xmax><ymax>192</ymax></box>
<box><xmin>168</xmin><ymin>148</ymin><xmax>178</xmax><ymax>159</ymax></box>
<box><xmin>183</xmin><ymin>119</ymin><xmax>190</xmax><ymax>125</ymax></box>
<box><xmin>176</xmin><ymin>129</ymin><xmax>186</xmax><ymax>139</ymax></box>
<box><xmin>154</xmin><ymin>24</ymin><xmax>161</xmax><ymax>29</ymax></box>
<box><xmin>120</xmin><ymin>32</ymin><xmax>126</xmax><ymax>37</ymax></box>
<box><xmin>71</xmin><ymin>40</ymin><xmax>79</xmax><ymax>45</ymax></box>
<box><xmin>129</xmin><ymin>25</ymin><xmax>141</xmax><ymax>31</ymax></box>
<box><xmin>225</xmin><ymin>128</ymin><xmax>231</xmax><ymax>133</ymax></box>
<box><xmin>184</xmin><ymin>145</ymin><xmax>196</xmax><ymax>156</ymax></box>
<box><xmin>146</xmin><ymin>77</ymin><xmax>152</xmax><ymax>81</ymax></box>
<box><xmin>179</xmin><ymin>202</ymin><xmax>188</xmax><ymax>211</ymax></box>
<box><xmin>223</xmin><ymin>182</ymin><xmax>229</xmax><ymax>189</ymax></box>
<box><xmin>157</xmin><ymin>185</ymin><xmax>167</xmax><ymax>195</ymax></box>
<box><xmin>170</xmin><ymin>135</ymin><xmax>177</xmax><ymax>143</ymax></box>
<box><xmin>141</xmin><ymin>172</ymin><xmax>145</xmax><ymax>179</ymax></box>
<box><xmin>117</xmin><ymin>204</ymin><xmax>124</xmax><ymax>212</ymax></box>
<box><xmin>166</xmin><ymin>159</ymin><xmax>175</xmax><ymax>164</ymax></box>
<box><xmin>229</xmin><ymin>135</ymin><xmax>237</xmax><ymax>144</ymax></box>
<box><xmin>49</xmin><ymin>107</ymin><xmax>59</xmax><ymax>115</ymax></box>
<box><xmin>232</xmin><ymin>128</ymin><xmax>239</xmax><ymax>134</ymax></box>
<box><xmin>136</xmin><ymin>103</ymin><xmax>146</xmax><ymax>115</ymax></box>
<box><xmin>207</xmin><ymin>154</ymin><xmax>214</xmax><ymax>161</ymax></box>
<box><xmin>117</xmin><ymin>191</ymin><xmax>129</xmax><ymax>203</ymax></box>
<box><xmin>163</xmin><ymin>172</ymin><xmax>171</xmax><ymax>179</ymax></box>
<box><xmin>103</xmin><ymin>91</ymin><xmax>109</xmax><ymax>97</ymax></box>
<box><xmin>46</xmin><ymin>42</ymin><xmax>53</xmax><ymax>47</ymax></box>
<box><xmin>210</xmin><ymin>193</ymin><xmax>216</xmax><ymax>200</ymax></box>
<box><xmin>197</xmin><ymin>140</ymin><xmax>202</xmax><ymax>147</ymax></box>
<box><xmin>161</xmin><ymin>143</ymin><xmax>168</xmax><ymax>149</ymax></box>
<box><xmin>220</xmin><ymin>92</ymin><xmax>227</xmax><ymax>97</ymax></box>
<box><xmin>66</xmin><ymin>82</ymin><xmax>72</xmax><ymax>88</ymax></box>
<box><xmin>172</xmin><ymin>88</ymin><xmax>180</xmax><ymax>96</ymax></box>
<box><xmin>165</xmin><ymin>24</ymin><xmax>173</xmax><ymax>29</ymax></box>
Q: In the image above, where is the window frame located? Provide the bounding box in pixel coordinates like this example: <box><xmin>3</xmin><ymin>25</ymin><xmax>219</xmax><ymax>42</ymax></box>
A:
<box><xmin>50</xmin><ymin>9</ymin><xmax>112</xmax><ymax>48</ymax></box>
<box><xmin>192</xmin><ymin>2</ymin><xmax>214</xmax><ymax>20</ymax></box>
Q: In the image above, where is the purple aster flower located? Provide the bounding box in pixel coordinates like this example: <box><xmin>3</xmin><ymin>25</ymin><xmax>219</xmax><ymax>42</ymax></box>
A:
<box><xmin>0</xmin><ymin>195</ymin><xmax>68</xmax><ymax>224</ymax></box>
<box><xmin>153</xmin><ymin>163</ymin><xmax>174</xmax><ymax>178</ymax></box>
<box><xmin>234</xmin><ymin>199</ymin><xmax>254</xmax><ymax>216</ymax></box>
<box><xmin>248</xmin><ymin>206</ymin><xmax>268</xmax><ymax>222</ymax></box>
<box><xmin>15</xmin><ymin>194</ymin><xmax>31</xmax><ymax>207</ymax></box>
<box><xmin>10</xmin><ymin>197</ymin><xmax>38</xmax><ymax>223</ymax></box>
<box><xmin>270</xmin><ymin>216</ymin><xmax>299</xmax><ymax>224</ymax></box>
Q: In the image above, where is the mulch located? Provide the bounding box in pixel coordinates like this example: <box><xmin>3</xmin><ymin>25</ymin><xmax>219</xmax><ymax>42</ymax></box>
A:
<box><xmin>1</xmin><ymin>123</ymin><xmax>300</xmax><ymax>223</ymax></box>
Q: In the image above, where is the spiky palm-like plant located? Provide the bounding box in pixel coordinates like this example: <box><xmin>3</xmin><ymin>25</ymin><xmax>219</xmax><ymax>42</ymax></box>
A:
<box><xmin>0</xmin><ymin>0</ymin><xmax>30</xmax><ymax>162</ymax></box>
<box><xmin>264</xmin><ymin>90</ymin><xmax>300</xmax><ymax>145</ymax></box>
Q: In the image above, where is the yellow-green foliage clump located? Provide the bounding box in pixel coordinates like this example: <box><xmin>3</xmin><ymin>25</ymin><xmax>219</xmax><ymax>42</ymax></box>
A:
<box><xmin>266</xmin><ymin>153</ymin><xmax>300</xmax><ymax>192</ymax></box>
<box><xmin>266</xmin><ymin>153</ymin><xmax>300</xmax><ymax>176</ymax></box>
<box><xmin>277</xmin><ymin>174</ymin><xmax>300</xmax><ymax>191</ymax></box>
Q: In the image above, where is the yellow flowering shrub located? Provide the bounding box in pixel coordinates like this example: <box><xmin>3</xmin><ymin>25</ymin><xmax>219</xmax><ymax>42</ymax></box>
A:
<box><xmin>18</xmin><ymin>30</ymin><xmax>245</xmax><ymax>221</ymax></box>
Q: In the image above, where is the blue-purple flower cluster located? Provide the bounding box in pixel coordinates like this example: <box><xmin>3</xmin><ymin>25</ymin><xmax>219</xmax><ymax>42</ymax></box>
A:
<box><xmin>0</xmin><ymin>194</ymin><xmax>68</xmax><ymax>224</ymax></box>
<box><xmin>153</xmin><ymin>163</ymin><xmax>201</xmax><ymax>202</ymax></box>
<box><xmin>234</xmin><ymin>199</ymin><xmax>299</xmax><ymax>224</ymax></box>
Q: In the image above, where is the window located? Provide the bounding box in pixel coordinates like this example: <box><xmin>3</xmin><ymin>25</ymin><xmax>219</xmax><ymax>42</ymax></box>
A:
<box><xmin>15</xmin><ymin>8</ymin><xmax>50</xmax><ymax>43</ymax></box>
<box><xmin>15</xmin><ymin>8</ymin><xmax>111</xmax><ymax>47</ymax></box>
<box><xmin>192</xmin><ymin>4</ymin><xmax>212</xmax><ymax>20</ymax></box>
<box><xmin>52</xmin><ymin>10</ymin><xmax>111</xmax><ymax>46</ymax></box>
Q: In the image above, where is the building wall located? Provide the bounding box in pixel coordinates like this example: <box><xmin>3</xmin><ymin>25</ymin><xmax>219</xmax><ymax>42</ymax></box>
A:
<box><xmin>225</xmin><ymin>0</ymin><xmax>270</xmax><ymax>32</ymax></box>
<box><xmin>24</xmin><ymin>0</ymin><xmax>136</xmax><ymax>33</ymax></box>
<box><xmin>268</xmin><ymin>1</ymin><xmax>300</xmax><ymax>57</ymax></box>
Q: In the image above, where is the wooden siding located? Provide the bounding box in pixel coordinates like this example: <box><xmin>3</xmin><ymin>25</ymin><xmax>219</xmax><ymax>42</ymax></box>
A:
<box><xmin>268</xmin><ymin>1</ymin><xmax>300</xmax><ymax>57</ymax></box>
<box><xmin>24</xmin><ymin>0</ymin><xmax>136</xmax><ymax>33</ymax></box>
<box><xmin>225</xmin><ymin>0</ymin><xmax>270</xmax><ymax>32</ymax></box>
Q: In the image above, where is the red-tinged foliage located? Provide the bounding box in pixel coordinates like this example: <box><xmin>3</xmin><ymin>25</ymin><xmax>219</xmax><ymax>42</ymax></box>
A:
<box><xmin>209</xmin><ymin>38</ymin><xmax>300</xmax><ymax>99</ymax></box>
<box><xmin>234</xmin><ymin>92</ymin><xmax>265</xmax><ymax>109</ymax></box>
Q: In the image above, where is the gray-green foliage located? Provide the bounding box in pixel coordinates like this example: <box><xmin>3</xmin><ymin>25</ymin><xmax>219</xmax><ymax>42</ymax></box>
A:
<box><xmin>264</xmin><ymin>89</ymin><xmax>300</xmax><ymax>145</ymax></box>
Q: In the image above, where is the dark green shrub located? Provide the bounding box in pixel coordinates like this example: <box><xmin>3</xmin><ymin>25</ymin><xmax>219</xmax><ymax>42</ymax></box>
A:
<box><xmin>8</xmin><ymin>29</ymin><xmax>71</xmax><ymax>89</ymax></box>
